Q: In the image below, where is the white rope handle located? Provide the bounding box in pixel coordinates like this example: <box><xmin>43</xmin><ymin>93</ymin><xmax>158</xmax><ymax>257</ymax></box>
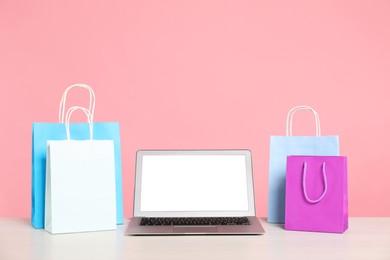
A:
<box><xmin>65</xmin><ymin>106</ymin><xmax>93</xmax><ymax>140</ymax></box>
<box><xmin>59</xmin><ymin>84</ymin><xmax>96</xmax><ymax>123</ymax></box>
<box><xmin>286</xmin><ymin>105</ymin><xmax>321</xmax><ymax>136</ymax></box>
<box><xmin>302</xmin><ymin>162</ymin><xmax>328</xmax><ymax>203</ymax></box>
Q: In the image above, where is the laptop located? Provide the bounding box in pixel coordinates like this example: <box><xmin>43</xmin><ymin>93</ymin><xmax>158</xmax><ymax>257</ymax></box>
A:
<box><xmin>125</xmin><ymin>150</ymin><xmax>265</xmax><ymax>235</ymax></box>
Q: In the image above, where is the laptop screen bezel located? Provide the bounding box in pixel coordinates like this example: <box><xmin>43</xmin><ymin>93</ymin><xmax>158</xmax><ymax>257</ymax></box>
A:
<box><xmin>133</xmin><ymin>150</ymin><xmax>256</xmax><ymax>217</ymax></box>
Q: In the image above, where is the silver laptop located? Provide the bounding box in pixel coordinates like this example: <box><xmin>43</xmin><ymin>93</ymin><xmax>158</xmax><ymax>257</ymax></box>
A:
<box><xmin>126</xmin><ymin>150</ymin><xmax>265</xmax><ymax>235</ymax></box>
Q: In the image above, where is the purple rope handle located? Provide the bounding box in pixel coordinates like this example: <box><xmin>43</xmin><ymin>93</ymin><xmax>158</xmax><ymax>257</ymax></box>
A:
<box><xmin>302</xmin><ymin>162</ymin><xmax>327</xmax><ymax>203</ymax></box>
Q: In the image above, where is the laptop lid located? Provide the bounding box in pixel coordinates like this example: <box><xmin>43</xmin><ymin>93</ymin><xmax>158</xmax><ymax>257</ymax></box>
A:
<box><xmin>133</xmin><ymin>150</ymin><xmax>256</xmax><ymax>218</ymax></box>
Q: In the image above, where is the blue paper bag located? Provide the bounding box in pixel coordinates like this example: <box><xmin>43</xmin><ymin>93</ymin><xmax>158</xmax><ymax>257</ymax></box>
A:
<box><xmin>32</xmin><ymin>122</ymin><xmax>124</xmax><ymax>228</ymax></box>
<box><xmin>32</xmin><ymin>84</ymin><xmax>123</xmax><ymax>228</ymax></box>
<box><xmin>268</xmin><ymin>106</ymin><xmax>339</xmax><ymax>223</ymax></box>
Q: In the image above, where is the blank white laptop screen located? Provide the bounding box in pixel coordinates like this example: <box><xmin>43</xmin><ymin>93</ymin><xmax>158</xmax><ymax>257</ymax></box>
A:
<box><xmin>139</xmin><ymin>155</ymin><xmax>249</xmax><ymax>212</ymax></box>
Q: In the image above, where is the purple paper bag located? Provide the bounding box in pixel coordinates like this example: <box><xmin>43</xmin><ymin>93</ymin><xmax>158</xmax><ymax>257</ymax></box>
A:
<box><xmin>285</xmin><ymin>155</ymin><xmax>348</xmax><ymax>233</ymax></box>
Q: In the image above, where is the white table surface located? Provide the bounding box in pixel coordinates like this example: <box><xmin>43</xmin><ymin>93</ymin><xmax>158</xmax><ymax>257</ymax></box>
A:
<box><xmin>1</xmin><ymin>218</ymin><xmax>389</xmax><ymax>260</ymax></box>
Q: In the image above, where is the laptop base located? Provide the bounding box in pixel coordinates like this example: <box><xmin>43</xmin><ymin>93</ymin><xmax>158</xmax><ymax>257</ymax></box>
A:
<box><xmin>125</xmin><ymin>216</ymin><xmax>265</xmax><ymax>235</ymax></box>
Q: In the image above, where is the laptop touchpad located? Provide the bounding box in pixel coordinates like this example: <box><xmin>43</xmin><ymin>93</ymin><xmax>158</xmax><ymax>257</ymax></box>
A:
<box><xmin>173</xmin><ymin>226</ymin><xmax>218</xmax><ymax>233</ymax></box>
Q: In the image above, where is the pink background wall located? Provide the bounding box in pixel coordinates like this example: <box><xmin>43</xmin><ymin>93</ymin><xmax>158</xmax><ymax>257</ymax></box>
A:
<box><xmin>1</xmin><ymin>1</ymin><xmax>389</xmax><ymax>218</ymax></box>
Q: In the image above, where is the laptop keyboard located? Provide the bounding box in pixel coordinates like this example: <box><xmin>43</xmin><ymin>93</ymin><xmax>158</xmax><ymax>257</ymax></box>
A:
<box><xmin>140</xmin><ymin>217</ymin><xmax>251</xmax><ymax>226</ymax></box>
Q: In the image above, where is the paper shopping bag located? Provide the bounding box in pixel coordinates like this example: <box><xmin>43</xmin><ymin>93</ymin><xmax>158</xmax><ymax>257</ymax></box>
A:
<box><xmin>32</xmin><ymin>84</ymin><xmax>123</xmax><ymax>229</ymax></box>
<box><xmin>268</xmin><ymin>106</ymin><xmax>339</xmax><ymax>223</ymax></box>
<box><xmin>285</xmin><ymin>155</ymin><xmax>348</xmax><ymax>233</ymax></box>
<box><xmin>45</xmin><ymin>106</ymin><xmax>116</xmax><ymax>234</ymax></box>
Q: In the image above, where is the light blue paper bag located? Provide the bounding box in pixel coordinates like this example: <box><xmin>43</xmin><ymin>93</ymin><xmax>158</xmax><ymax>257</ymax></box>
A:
<box><xmin>268</xmin><ymin>106</ymin><xmax>339</xmax><ymax>223</ymax></box>
<box><xmin>31</xmin><ymin>84</ymin><xmax>124</xmax><ymax>228</ymax></box>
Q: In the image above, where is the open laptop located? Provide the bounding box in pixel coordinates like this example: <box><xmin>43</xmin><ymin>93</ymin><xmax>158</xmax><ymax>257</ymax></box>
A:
<box><xmin>125</xmin><ymin>150</ymin><xmax>265</xmax><ymax>235</ymax></box>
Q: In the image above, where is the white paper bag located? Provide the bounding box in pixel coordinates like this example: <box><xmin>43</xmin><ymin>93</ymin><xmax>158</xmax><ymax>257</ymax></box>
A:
<box><xmin>45</xmin><ymin>106</ymin><xmax>116</xmax><ymax>234</ymax></box>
